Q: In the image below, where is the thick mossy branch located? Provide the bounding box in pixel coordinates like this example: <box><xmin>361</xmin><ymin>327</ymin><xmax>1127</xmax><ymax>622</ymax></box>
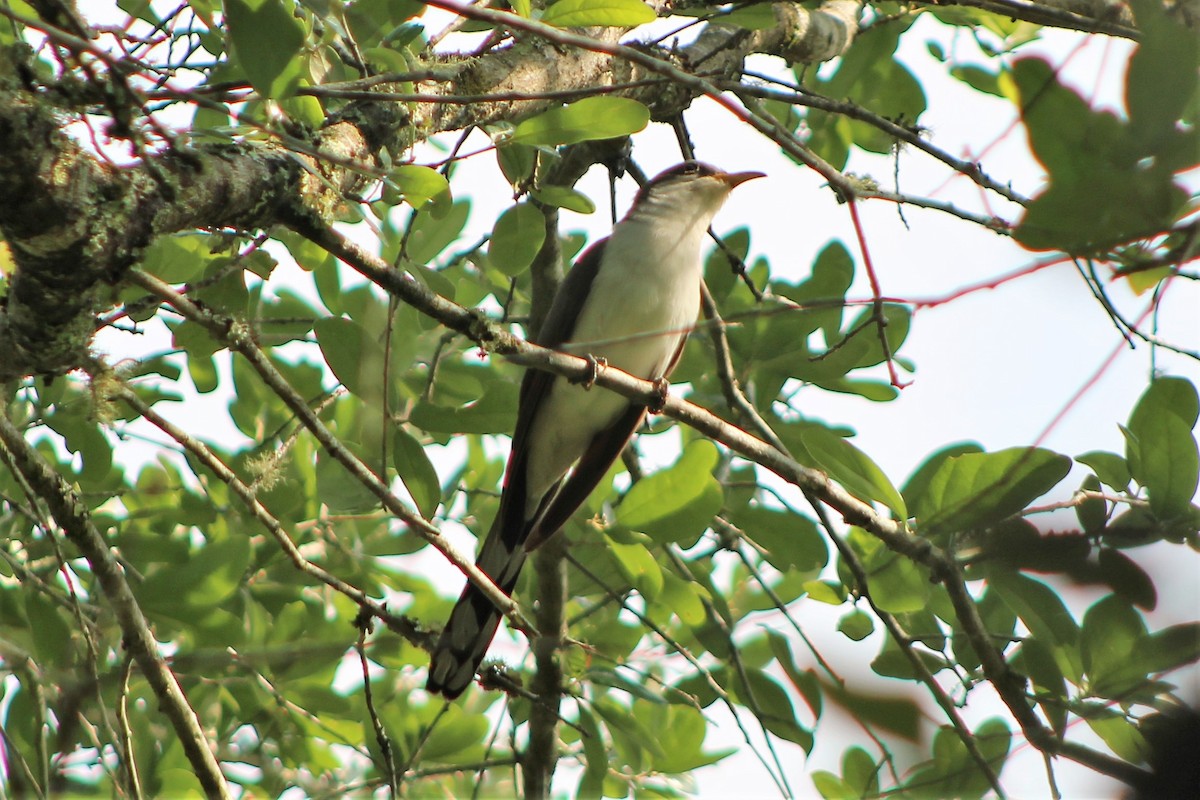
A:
<box><xmin>0</xmin><ymin>1</ymin><xmax>857</xmax><ymax>381</ymax></box>
<box><xmin>0</xmin><ymin>0</ymin><xmax>1165</xmax><ymax>381</ymax></box>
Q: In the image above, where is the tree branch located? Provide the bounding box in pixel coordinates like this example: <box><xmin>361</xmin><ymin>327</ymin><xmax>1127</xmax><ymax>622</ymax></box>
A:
<box><xmin>917</xmin><ymin>0</ymin><xmax>1140</xmax><ymax>39</ymax></box>
<box><xmin>273</xmin><ymin>221</ymin><xmax>1157</xmax><ymax>793</ymax></box>
<box><xmin>523</xmin><ymin>539</ymin><xmax>568</xmax><ymax>799</ymax></box>
<box><xmin>124</xmin><ymin>269</ymin><xmax>530</xmax><ymax>638</ymax></box>
<box><xmin>0</xmin><ymin>0</ymin><xmax>863</xmax><ymax>381</ymax></box>
<box><xmin>113</xmin><ymin>380</ymin><xmax>431</xmax><ymax>646</ymax></box>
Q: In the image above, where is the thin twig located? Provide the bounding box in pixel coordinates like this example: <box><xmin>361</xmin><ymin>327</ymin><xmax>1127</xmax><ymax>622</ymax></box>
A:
<box><xmin>124</xmin><ymin>270</ymin><xmax>529</xmax><ymax>637</ymax></box>
<box><xmin>114</xmin><ymin>379</ymin><xmax>430</xmax><ymax>645</ymax></box>
<box><xmin>566</xmin><ymin>553</ymin><xmax>793</xmax><ymax>797</ymax></box>
<box><xmin>355</xmin><ymin>614</ymin><xmax>399</xmax><ymax>797</ymax></box>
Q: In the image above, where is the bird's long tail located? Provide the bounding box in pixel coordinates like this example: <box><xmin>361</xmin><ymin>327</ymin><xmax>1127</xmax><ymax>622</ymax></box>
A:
<box><xmin>426</xmin><ymin>513</ymin><xmax>530</xmax><ymax>698</ymax></box>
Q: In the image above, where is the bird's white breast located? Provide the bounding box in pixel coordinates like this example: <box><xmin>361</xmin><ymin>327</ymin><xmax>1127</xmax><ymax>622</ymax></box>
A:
<box><xmin>522</xmin><ymin>216</ymin><xmax>708</xmax><ymax>506</ymax></box>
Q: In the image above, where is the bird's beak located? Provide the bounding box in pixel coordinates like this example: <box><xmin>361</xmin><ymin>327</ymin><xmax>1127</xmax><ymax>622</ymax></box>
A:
<box><xmin>718</xmin><ymin>170</ymin><xmax>766</xmax><ymax>189</ymax></box>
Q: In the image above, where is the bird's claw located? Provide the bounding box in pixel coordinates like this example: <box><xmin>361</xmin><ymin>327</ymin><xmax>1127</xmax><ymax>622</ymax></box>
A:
<box><xmin>648</xmin><ymin>377</ymin><xmax>670</xmax><ymax>413</ymax></box>
<box><xmin>571</xmin><ymin>354</ymin><xmax>608</xmax><ymax>389</ymax></box>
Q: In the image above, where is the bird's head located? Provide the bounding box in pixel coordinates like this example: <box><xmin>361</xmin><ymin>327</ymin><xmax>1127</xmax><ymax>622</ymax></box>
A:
<box><xmin>631</xmin><ymin>161</ymin><xmax>765</xmax><ymax>218</ymax></box>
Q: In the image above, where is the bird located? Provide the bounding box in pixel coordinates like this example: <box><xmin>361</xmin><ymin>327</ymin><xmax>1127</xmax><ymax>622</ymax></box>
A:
<box><xmin>426</xmin><ymin>161</ymin><xmax>764</xmax><ymax>698</ymax></box>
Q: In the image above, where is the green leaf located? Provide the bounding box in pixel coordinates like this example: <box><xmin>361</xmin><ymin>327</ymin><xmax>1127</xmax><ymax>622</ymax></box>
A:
<box><xmin>1081</xmin><ymin>594</ymin><xmax>1148</xmax><ymax>697</ymax></box>
<box><xmin>417</xmin><ymin>706</ymin><xmax>490</xmax><ymax>760</ymax></box>
<box><xmin>794</xmin><ymin>425</ymin><xmax>907</xmax><ymax>518</ymax></box>
<box><xmin>974</xmin><ymin>718</ymin><xmax>1012</xmax><ymax>782</ymax></box>
<box><xmin>25</xmin><ymin>592</ymin><xmax>72</xmax><ymax>664</ymax></box>
<box><xmin>841</xmin><ymin>746</ymin><xmax>881</xmax><ymax>798</ymax></box>
<box><xmin>541</xmin><ymin>0</ymin><xmax>656</xmax><ymax>27</ymax></box>
<box><xmin>642</xmin><ymin>703</ymin><xmax>732</xmax><ymax>773</ymax></box>
<box><xmin>870</xmin><ymin>632</ymin><xmax>947</xmax><ymax>680</ymax></box>
<box><xmin>314</xmin><ymin>316</ymin><xmax>387</xmax><ymax>407</ymax></box>
<box><xmin>837</xmin><ymin>609</ymin><xmax>874</xmax><ymax>641</ymax></box>
<box><xmin>170</xmin><ymin>318</ymin><xmax>223</xmax><ymax>359</ymax></box>
<box><xmin>385</xmin><ymin>165</ymin><xmax>451</xmax><ymax>209</ymax></box>
<box><xmin>1076</xmin><ymin>450</ymin><xmax>1131</xmax><ymax>491</ymax></box>
<box><xmin>280</xmin><ymin>93</ymin><xmax>324</xmax><ymax>128</ymax></box>
<box><xmin>1084</xmin><ymin>707</ymin><xmax>1151</xmax><ymax>763</ymax></box>
<box><xmin>1014</xmin><ymin>638</ymin><xmax>1067</xmax><ymax>733</ymax></box>
<box><xmin>140</xmin><ymin>536</ymin><xmax>252</xmax><ymax>620</ymax></box>
<box><xmin>866</xmin><ymin>552</ymin><xmax>929</xmax><ymax>613</ymax></box>
<box><xmin>905</xmin><ymin>718</ymin><xmax>1010</xmax><ymax>798</ymax></box>
<box><xmin>224</xmin><ymin>0</ymin><xmax>307</xmax><ymax>99</ymax></box>
<box><xmin>605</xmin><ymin>536</ymin><xmax>663</xmax><ymax>600</ymax></box>
<box><xmin>195</xmin><ymin>257</ymin><xmax>251</xmax><ymax>311</ymax></box>
<box><xmin>733</xmin><ymin>669</ymin><xmax>813</xmax><ymax>752</ymax></box>
<box><xmin>44</xmin><ymin>409</ymin><xmax>113</xmax><ymax>484</ymax></box>
<box><xmin>767</xmin><ymin>631</ymin><xmax>823</xmax><ymax>719</ymax></box>
<box><xmin>1125</xmin><ymin>414</ymin><xmax>1199</xmax><ymax>520</ymax></box>
<box><xmin>989</xmin><ymin>571</ymin><xmax>1078</xmax><ymax>646</ymax></box>
<box><xmin>139</xmin><ymin>233</ymin><xmax>212</xmax><ymax>283</ymax></box>
<box><xmin>593</xmin><ymin>696</ymin><xmax>666</xmax><ymax>766</ymax></box>
<box><xmin>617</xmin><ymin>440</ymin><xmax>723</xmax><ymax>545</ymax></box>
<box><xmin>1012</xmin><ymin>57</ymin><xmax>1189</xmax><ymax>252</ymax></box>
<box><xmin>575</xmin><ymin>705</ymin><xmax>608</xmax><ymax>798</ymax></box>
<box><xmin>803</xmin><ymin>579</ymin><xmax>847</xmax><ymax>605</ymax></box>
<box><xmin>915</xmin><ymin>446</ymin><xmax>1071</xmax><ymax>535</ymax></box>
<box><xmin>903</xmin><ymin>442</ymin><xmax>984</xmax><ymax>510</ymax></box>
<box><xmin>812</xmin><ymin>771</ymin><xmax>853</xmax><ymax>800</ymax></box>
<box><xmin>655</xmin><ymin>570</ymin><xmax>708</xmax><ymax>626</ymax></box>
<box><xmin>951</xmin><ymin>64</ymin><xmax>1004</xmax><ymax>97</ymax></box>
<box><xmin>531</xmin><ymin>185</ymin><xmax>596</xmax><ymax>214</ymax></box>
<box><xmin>730</xmin><ymin>505</ymin><xmax>827</xmax><ymax>574</ymax></box>
<box><xmin>343</xmin><ymin>0</ymin><xmax>425</xmax><ymax>48</ymax></box>
<box><xmin>316</xmin><ymin>447</ymin><xmax>381</xmax><ymax>514</ymax></box>
<box><xmin>1125</xmin><ymin>377</ymin><xmax>1200</xmax><ymax>519</ymax></box>
<box><xmin>804</xmin><ymin>23</ymin><xmax>927</xmax><ymax>159</ymax></box>
<box><xmin>1141</xmin><ymin>622</ymin><xmax>1200</xmax><ymax>674</ymax></box>
<box><xmin>409</xmin><ymin>381</ymin><xmax>519</xmax><ymax>435</ymax></box>
<box><xmin>392</xmin><ymin>428</ymin><xmax>441</xmax><ymax>519</ymax></box>
<box><xmin>1076</xmin><ymin>475</ymin><xmax>1108</xmax><ymax>533</ymax></box>
<box><xmin>489</xmin><ymin>202</ymin><xmax>546</xmax><ymax>276</ymax></box>
<box><xmin>989</xmin><ymin>569</ymin><xmax>1082</xmax><ymax>682</ymax></box>
<box><xmin>496</xmin><ymin>143</ymin><xmax>536</xmax><ymax>185</ymax></box>
<box><xmin>1125</xmin><ymin>0</ymin><xmax>1200</xmax><ymax>159</ymax></box>
<box><xmin>510</xmin><ymin>97</ymin><xmax>650</xmax><ymax>146</ymax></box>
<box><xmin>406</xmin><ymin>199</ymin><xmax>471</xmax><ymax>264</ymax></box>
<box><xmin>1130</xmin><ymin>376</ymin><xmax>1200</xmax><ymax>430</ymax></box>
<box><xmin>719</xmin><ymin>3</ymin><xmax>778</xmax><ymax>29</ymax></box>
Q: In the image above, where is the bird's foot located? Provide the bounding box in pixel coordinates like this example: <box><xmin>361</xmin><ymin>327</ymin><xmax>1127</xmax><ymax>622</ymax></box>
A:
<box><xmin>571</xmin><ymin>354</ymin><xmax>608</xmax><ymax>389</ymax></box>
<box><xmin>648</xmin><ymin>377</ymin><xmax>670</xmax><ymax>413</ymax></box>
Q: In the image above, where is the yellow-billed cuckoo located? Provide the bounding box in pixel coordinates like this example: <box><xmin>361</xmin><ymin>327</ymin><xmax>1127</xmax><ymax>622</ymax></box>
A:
<box><xmin>427</xmin><ymin>161</ymin><xmax>764</xmax><ymax>698</ymax></box>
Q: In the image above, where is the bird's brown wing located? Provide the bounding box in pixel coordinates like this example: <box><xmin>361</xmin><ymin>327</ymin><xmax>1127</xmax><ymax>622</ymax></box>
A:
<box><xmin>491</xmin><ymin>238</ymin><xmax>608</xmax><ymax>549</ymax></box>
<box><xmin>523</xmin><ymin>403</ymin><xmax>647</xmax><ymax>551</ymax></box>
<box><xmin>523</xmin><ymin>317</ymin><xmax>692</xmax><ymax>550</ymax></box>
<box><xmin>426</xmin><ymin>240</ymin><xmax>607</xmax><ymax>698</ymax></box>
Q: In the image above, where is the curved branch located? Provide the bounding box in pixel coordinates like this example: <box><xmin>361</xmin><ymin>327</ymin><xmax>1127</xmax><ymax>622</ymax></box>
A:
<box><xmin>726</xmin><ymin>80</ymin><xmax>1029</xmax><ymax>206</ymax></box>
<box><xmin>124</xmin><ymin>270</ymin><xmax>530</xmax><ymax>638</ymax></box>
<box><xmin>917</xmin><ymin>0</ymin><xmax>1140</xmax><ymax>39</ymax></box>
<box><xmin>506</xmin><ymin>332</ymin><xmax>1155</xmax><ymax>790</ymax></box>
<box><xmin>291</xmin><ymin>218</ymin><xmax>1154</xmax><ymax>788</ymax></box>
